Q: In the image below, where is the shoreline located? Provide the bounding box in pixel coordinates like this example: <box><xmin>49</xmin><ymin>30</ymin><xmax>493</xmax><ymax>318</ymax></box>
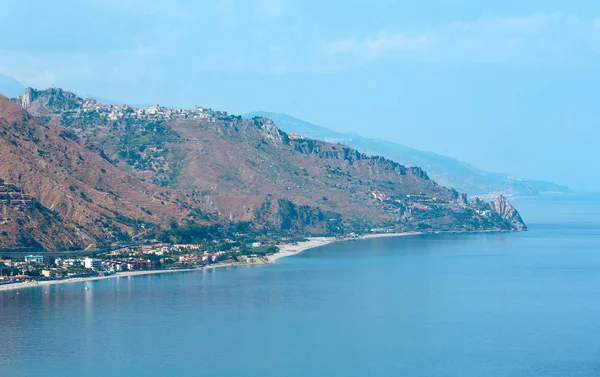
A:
<box><xmin>267</xmin><ymin>231</ymin><xmax>423</xmax><ymax>262</ymax></box>
<box><xmin>0</xmin><ymin>268</ymin><xmax>202</xmax><ymax>292</ymax></box>
<box><xmin>0</xmin><ymin>231</ymin><xmax>428</xmax><ymax>292</ymax></box>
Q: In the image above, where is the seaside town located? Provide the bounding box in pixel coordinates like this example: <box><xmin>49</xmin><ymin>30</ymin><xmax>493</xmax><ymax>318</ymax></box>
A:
<box><xmin>0</xmin><ymin>231</ymin><xmax>400</xmax><ymax>290</ymax></box>
<box><xmin>0</xmin><ymin>234</ymin><xmax>382</xmax><ymax>289</ymax></box>
<box><xmin>0</xmin><ymin>241</ymin><xmax>280</xmax><ymax>287</ymax></box>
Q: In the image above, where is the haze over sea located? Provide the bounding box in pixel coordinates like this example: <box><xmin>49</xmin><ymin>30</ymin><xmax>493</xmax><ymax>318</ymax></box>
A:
<box><xmin>1</xmin><ymin>194</ymin><xmax>599</xmax><ymax>377</ymax></box>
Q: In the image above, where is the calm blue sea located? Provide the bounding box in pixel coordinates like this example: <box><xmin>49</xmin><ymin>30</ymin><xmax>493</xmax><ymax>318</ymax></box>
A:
<box><xmin>1</xmin><ymin>194</ymin><xmax>600</xmax><ymax>377</ymax></box>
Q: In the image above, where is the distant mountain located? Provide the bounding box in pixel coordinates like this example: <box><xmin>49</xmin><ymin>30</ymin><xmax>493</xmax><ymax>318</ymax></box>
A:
<box><xmin>245</xmin><ymin>112</ymin><xmax>569</xmax><ymax>197</ymax></box>
<box><xmin>0</xmin><ymin>88</ymin><xmax>526</xmax><ymax>250</ymax></box>
<box><xmin>0</xmin><ymin>74</ymin><xmax>24</xmax><ymax>98</ymax></box>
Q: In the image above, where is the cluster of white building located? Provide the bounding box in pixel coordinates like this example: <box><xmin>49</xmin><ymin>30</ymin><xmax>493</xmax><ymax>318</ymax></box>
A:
<box><xmin>79</xmin><ymin>98</ymin><xmax>229</xmax><ymax>123</ymax></box>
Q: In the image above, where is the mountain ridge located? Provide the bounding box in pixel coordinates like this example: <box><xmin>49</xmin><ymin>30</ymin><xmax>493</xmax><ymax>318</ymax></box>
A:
<box><xmin>245</xmin><ymin>111</ymin><xmax>569</xmax><ymax>198</ymax></box>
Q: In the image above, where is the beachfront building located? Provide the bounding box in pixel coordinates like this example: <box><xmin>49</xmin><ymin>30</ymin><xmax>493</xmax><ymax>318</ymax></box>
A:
<box><xmin>24</xmin><ymin>255</ymin><xmax>44</xmax><ymax>264</ymax></box>
<box><xmin>84</xmin><ymin>258</ymin><xmax>102</xmax><ymax>270</ymax></box>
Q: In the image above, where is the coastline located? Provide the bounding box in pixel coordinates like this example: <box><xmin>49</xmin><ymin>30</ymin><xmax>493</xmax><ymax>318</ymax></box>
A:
<box><xmin>0</xmin><ymin>267</ymin><xmax>202</xmax><ymax>292</ymax></box>
<box><xmin>267</xmin><ymin>236</ymin><xmax>336</xmax><ymax>262</ymax></box>
<box><xmin>266</xmin><ymin>232</ymin><xmax>423</xmax><ymax>262</ymax></box>
<box><xmin>0</xmin><ymin>231</ymin><xmax>422</xmax><ymax>292</ymax></box>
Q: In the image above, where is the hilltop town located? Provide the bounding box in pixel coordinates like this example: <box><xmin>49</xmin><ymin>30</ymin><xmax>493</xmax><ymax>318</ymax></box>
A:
<box><xmin>18</xmin><ymin>86</ymin><xmax>233</xmax><ymax>123</ymax></box>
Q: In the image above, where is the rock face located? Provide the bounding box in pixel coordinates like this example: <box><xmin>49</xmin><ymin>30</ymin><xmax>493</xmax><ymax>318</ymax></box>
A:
<box><xmin>491</xmin><ymin>195</ymin><xmax>527</xmax><ymax>231</ymax></box>
<box><xmin>19</xmin><ymin>87</ymin><xmax>36</xmax><ymax>108</ymax></box>
<box><xmin>17</xmin><ymin>87</ymin><xmax>84</xmax><ymax>116</ymax></box>
<box><xmin>258</xmin><ymin>118</ymin><xmax>285</xmax><ymax>144</ymax></box>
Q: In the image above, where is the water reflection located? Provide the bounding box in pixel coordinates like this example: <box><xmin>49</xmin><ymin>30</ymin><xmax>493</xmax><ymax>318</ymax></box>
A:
<box><xmin>1</xmin><ymin>196</ymin><xmax>599</xmax><ymax>376</ymax></box>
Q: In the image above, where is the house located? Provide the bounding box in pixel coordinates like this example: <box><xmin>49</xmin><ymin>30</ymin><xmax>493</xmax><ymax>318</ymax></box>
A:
<box><xmin>141</xmin><ymin>245</ymin><xmax>154</xmax><ymax>253</ymax></box>
<box><xmin>63</xmin><ymin>258</ymin><xmax>83</xmax><ymax>266</ymax></box>
<box><xmin>173</xmin><ymin>244</ymin><xmax>201</xmax><ymax>250</ymax></box>
<box><xmin>146</xmin><ymin>105</ymin><xmax>161</xmax><ymax>115</ymax></box>
<box><xmin>0</xmin><ymin>259</ymin><xmax>13</xmax><ymax>267</ymax></box>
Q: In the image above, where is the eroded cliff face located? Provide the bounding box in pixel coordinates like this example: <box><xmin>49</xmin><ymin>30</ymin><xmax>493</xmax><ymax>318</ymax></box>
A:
<box><xmin>17</xmin><ymin>87</ymin><xmax>85</xmax><ymax>116</ymax></box>
<box><xmin>491</xmin><ymin>195</ymin><xmax>527</xmax><ymax>231</ymax></box>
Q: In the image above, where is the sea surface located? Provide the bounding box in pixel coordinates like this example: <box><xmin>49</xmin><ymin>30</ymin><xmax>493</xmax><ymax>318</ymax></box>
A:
<box><xmin>1</xmin><ymin>194</ymin><xmax>600</xmax><ymax>377</ymax></box>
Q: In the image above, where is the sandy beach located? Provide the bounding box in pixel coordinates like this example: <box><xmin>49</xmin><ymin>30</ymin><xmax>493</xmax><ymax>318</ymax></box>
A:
<box><xmin>268</xmin><ymin>232</ymin><xmax>423</xmax><ymax>262</ymax></box>
<box><xmin>267</xmin><ymin>237</ymin><xmax>337</xmax><ymax>262</ymax></box>
<box><xmin>0</xmin><ymin>232</ymin><xmax>421</xmax><ymax>292</ymax></box>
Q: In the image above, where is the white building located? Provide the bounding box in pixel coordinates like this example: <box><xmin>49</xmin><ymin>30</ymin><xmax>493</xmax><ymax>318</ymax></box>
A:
<box><xmin>84</xmin><ymin>258</ymin><xmax>102</xmax><ymax>270</ymax></box>
<box><xmin>146</xmin><ymin>105</ymin><xmax>160</xmax><ymax>115</ymax></box>
<box><xmin>63</xmin><ymin>258</ymin><xmax>83</xmax><ymax>267</ymax></box>
<box><xmin>24</xmin><ymin>255</ymin><xmax>44</xmax><ymax>264</ymax></box>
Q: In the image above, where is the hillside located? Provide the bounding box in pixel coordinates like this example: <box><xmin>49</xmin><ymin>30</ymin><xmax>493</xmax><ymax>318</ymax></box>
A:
<box><xmin>1</xmin><ymin>88</ymin><xmax>526</xmax><ymax>251</ymax></box>
<box><xmin>245</xmin><ymin>112</ymin><xmax>570</xmax><ymax>197</ymax></box>
<box><xmin>0</xmin><ymin>94</ymin><xmax>203</xmax><ymax>251</ymax></box>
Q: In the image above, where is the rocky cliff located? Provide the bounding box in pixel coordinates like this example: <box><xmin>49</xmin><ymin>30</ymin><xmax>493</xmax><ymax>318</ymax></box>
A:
<box><xmin>491</xmin><ymin>195</ymin><xmax>527</xmax><ymax>231</ymax></box>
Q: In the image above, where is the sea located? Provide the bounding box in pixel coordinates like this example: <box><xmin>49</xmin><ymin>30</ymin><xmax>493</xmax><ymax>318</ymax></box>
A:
<box><xmin>1</xmin><ymin>193</ymin><xmax>599</xmax><ymax>377</ymax></box>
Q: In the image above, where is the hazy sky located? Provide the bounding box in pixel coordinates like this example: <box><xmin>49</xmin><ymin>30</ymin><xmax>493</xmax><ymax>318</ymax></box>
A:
<box><xmin>1</xmin><ymin>0</ymin><xmax>599</xmax><ymax>189</ymax></box>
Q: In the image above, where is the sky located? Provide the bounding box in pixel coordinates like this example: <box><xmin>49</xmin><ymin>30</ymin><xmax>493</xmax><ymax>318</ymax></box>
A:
<box><xmin>1</xmin><ymin>0</ymin><xmax>599</xmax><ymax>190</ymax></box>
